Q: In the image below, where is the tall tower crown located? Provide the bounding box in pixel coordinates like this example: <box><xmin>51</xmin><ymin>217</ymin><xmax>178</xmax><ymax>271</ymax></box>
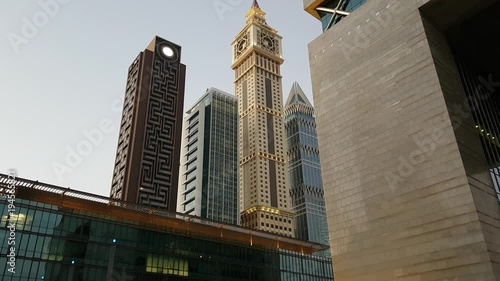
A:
<box><xmin>285</xmin><ymin>82</ymin><xmax>313</xmax><ymax>108</ymax></box>
<box><xmin>246</xmin><ymin>0</ymin><xmax>267</xmax><ymax>25</ymax></box>
<box><xmin>232</xmin><ymin>1</ymin><xmax>283</xmax><ymax>66</ymax></box>
<box><xmin>285</xmin><ymin>82</ymin><xmax>315</xmax><ymax>118</ymax></box>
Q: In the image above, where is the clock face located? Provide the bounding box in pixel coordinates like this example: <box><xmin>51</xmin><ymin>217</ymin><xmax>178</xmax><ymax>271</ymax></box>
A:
<box><xmin>258</xmin><ymin>31</ymin><xmax>278</xmax><ymax>54</ymax></box>
<box><xmin>235</xmin><ymin>33</ymin><xmax>250</xmax><ymax>59</ymax></box>
<box><xmin>237</xmin><ymin>38</ymin><xmax>247</xmax><ymax>52</ymax></box>
<box><xmin>162</xmin><ymin>46</ymin><xmax>174</xmax><ymax>58</ymax></box>
<box><xmin>158</xmin><ymin>43</ymin><xmax>178</xmax><ymax>61</ymax></box>
<box><xmin>262</xmin><ymin>38</ymin><xmax>273</xmax><ymax>48</ymax></box>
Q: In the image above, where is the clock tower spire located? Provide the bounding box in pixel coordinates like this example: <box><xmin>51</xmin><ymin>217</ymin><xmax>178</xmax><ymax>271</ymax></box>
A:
<box><xmin>246</xmin><ymin>0</ymin><xmax>268</xmax><ymax>26</ymax></box>
<box><xmin>251</xmin><ymin>0</ymin><xmax>260</xmax><ymax>9</ymax></box>
<box><xmin>231</xmin><ymin>2</ymin><xmax>294</xmax><ymax>237</ymax></box>
<box><xmin>232</xmin><ymin>0</ymin><xmax>283</xmax><ymax>66</ymax></box>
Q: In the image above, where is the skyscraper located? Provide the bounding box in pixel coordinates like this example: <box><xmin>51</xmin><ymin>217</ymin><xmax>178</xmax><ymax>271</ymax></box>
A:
<box><xmin>304</xmin><ymin>0</ymin><xmax>500</xmax><ymax>279</ymax></box>
<box><xmin>110</xmin><ymin>36</ymin><xmax>185</xmax><ymax>212</ymax></box>
<box><xmin>177</xmin><ymin>88</ymin><xmax>239</xmax><ymax>224</ymax></box>
<box><xmin>284</xmin><ymin>82</ymin><xmax>329</xmax><ymax>256</ymax></box>
<box><xmin>232</xmin><ymin>0</ymin><xmax>294</xmax><ymax>236</ymax></box>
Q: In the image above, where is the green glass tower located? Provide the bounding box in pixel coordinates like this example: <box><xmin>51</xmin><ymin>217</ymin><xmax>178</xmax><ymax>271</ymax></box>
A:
<box><xmin>177</xmin><ymin>88</ymin><xmax>239</xmax><ymax>225</ymax></box>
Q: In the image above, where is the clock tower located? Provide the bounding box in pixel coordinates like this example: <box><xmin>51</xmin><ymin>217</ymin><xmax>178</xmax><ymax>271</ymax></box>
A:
<box><xmin>232</xmin><ymin>0</ymin><xmax>294</xmax><ymax>237</ymax></box>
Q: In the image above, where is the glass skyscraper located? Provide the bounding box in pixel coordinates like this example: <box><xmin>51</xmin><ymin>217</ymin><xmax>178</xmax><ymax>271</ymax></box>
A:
<box><xmin>0</xmin><ymin>173</ymin><xmax>333</xmax><ymax>281</ymax></box>
<box><xmin>284</xmin><ymin>82</ymin><xmax>329</xmax><ymax>257</ymax></box>
<box><xmin>177</xmin><ymin>88</ymin><xmax>239</xmax><ymax>225</ymax></box>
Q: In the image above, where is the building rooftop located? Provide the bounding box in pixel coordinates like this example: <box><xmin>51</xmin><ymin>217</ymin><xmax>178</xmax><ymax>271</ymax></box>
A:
<box><xmin>185</xmin><ymin>87</ymin><xmax>236</xmax><ymax>115</ymax></box>
<box><xmin>0</xmin><ymin>173</ymin><xmax>329</xmax><ymax>255</ymax></box>
<box><xmin>285</xmin><ymin>82</ymin><xmax>313</xmax><ymax>108</ymax></box>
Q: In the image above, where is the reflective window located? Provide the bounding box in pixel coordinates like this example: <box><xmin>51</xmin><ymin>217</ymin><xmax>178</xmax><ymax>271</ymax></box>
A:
<box><xmin>319</xmin><ymin>0</ymin><xmax>367</xmax><ymax>31</ymax></box>
<box><xmin>0</xmin><ymin>198</ymin><xmax>334</xmax><ymax>280</ymax></box>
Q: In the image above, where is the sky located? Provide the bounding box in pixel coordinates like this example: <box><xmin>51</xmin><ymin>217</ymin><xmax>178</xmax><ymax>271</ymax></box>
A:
<box><xmin>0</xmin><ymin>0</ymin><xmax>321</xmax><ymax>196</ymax></box>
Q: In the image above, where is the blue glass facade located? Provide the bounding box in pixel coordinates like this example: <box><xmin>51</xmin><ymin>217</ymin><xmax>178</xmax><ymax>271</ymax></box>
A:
<box><xmin>284</xmin><ymin>83</ymin><xmax>330</xmax><ymax>257</ymax></box>
<box><xmin>0</xmin><ymin>175</ymin><xmax>333</xmax><ymax>281</ymax></box>
<box><xmin>319</xmin><ymin>0</ymin><xmax>367</xmax><ymax>31</ymax></box>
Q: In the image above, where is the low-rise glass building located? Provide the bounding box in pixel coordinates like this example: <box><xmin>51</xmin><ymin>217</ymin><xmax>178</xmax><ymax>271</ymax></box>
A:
<box><xmin>0</xmin><ymin>174</ymin><xmax>333</xmax><ymax>281</ymax></box>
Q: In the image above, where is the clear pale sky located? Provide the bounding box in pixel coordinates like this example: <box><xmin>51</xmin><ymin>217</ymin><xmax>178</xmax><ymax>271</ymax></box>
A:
<box><xmin>0</xmin><ymin>0</ymin><xmax>321</xmax><ymax>196</ymax></box>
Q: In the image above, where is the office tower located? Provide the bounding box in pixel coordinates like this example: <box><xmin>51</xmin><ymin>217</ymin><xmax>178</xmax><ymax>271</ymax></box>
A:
<box><xmin>0</xmin><ymin>173</ymin><xmax>334</xmax><ymax>281</ymax></box>
<box><xmin>110</xmin><ymin>36</ymin><xmax>185</xmax><ymax>211</ymax></box>
<box><xmin>177</xmin><ymin>88</ymin><xmax>238</xmax><ymax>224</ymax></box>
<box><xmin>304</xmin><ymin>0</ymin><xmax>500</xmax><ymax>280</ymax></box>
<box><xmin>232</xmin><ymin>0</ymin><xmax>294</xmax><ymax>236</ymax></box>
<box><xmin>284</xmin><ymin>82</ymin><xmax>330</xmax><ymax>256</ymax></box>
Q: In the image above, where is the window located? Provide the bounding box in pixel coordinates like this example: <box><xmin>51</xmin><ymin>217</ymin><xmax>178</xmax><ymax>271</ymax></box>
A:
<box><xmin>318</xmin><ymin>0</ymin><xmax>367</xmax><ymax>31</ymax></box>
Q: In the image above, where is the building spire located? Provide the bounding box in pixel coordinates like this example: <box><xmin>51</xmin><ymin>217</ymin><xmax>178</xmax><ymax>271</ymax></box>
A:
<box><xmin>246</xmin><ymin>0</ymin><xmax>267</xmax><ymax>25</ymax></box>
<box><xmin>252</xmin><ymin>0</ymin><xmax>260</xmax><ymax>9</ymax></box>
<box><xmin>285</xmin><ymin>82</ymin><xmax>313</xmax><ymax>108</ymax></box>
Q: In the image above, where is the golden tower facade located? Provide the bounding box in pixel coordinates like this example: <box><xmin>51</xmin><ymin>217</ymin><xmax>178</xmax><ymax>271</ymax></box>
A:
<box><xmin>231</xmin><ymin>0</ymin><xmax>294</xmax><ymax>237</ymax></box>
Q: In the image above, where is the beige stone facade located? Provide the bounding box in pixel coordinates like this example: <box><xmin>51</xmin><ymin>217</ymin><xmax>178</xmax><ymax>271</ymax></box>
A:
<box><xmin>232</xmin><ymin>3</ymin><xmax>294</xmax><ymax>237</ymax></box>
<box><xmin>305</xmin><ymin>0</ymin><xmax>500</xmax><ymax>280</ymax></box>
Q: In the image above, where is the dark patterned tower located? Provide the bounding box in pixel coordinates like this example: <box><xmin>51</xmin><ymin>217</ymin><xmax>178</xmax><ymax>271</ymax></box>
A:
<box><xmin>110</xmin><ymin>36</ymin><xmax>185</xmax><ymax>211</ymax></box>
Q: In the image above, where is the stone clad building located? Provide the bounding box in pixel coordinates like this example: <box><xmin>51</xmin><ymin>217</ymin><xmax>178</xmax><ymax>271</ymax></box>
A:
<box><xmin>304</xmin><ymin>0</ymin><xmax>500</xmax><ymax>280</ymax></box>
<box><xmin>232</xmin><ymin>1</ymin><xmax>295</xmax><ymax>236</ymax></box>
